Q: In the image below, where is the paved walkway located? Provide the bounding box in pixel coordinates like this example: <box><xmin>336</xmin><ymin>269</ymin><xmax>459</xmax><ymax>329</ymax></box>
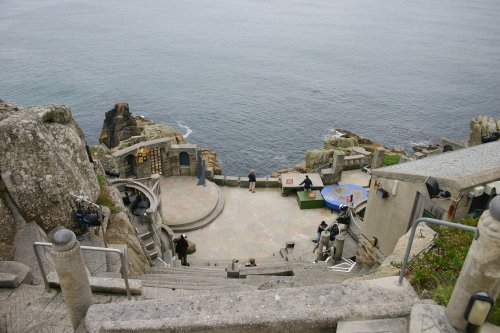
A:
<box><xmin>160</xmin><ymin>170</ymin><xmax>370</xmax><ymax>261</ymax></box>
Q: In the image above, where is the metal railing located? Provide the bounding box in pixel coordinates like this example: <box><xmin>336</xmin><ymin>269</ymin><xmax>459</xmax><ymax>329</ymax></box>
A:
<box><xmin>398</xmin><ymin>217</ymin><xmax>477</xmax><ymax>286</ymax></box>
<box><xmin>33</xmin><ymin>242</ymin><xmax>132</xmax><ymax>300</ymax></box>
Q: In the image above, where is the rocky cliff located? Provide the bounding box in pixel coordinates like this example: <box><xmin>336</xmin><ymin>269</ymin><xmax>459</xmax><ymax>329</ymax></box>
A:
<box><xmin>469</xmin><ymin>115</ymin><xmax>500</xmax><ymax>146</ymax></box>
<box><xmin>0</xmin><ymin>101</ymin><xmax>100</xmax><ymax>233</ymax></box>
<box><xmin>99</xmin><ymin>102</ymin><xmax>186</xmax><ymax>151</ymax></box>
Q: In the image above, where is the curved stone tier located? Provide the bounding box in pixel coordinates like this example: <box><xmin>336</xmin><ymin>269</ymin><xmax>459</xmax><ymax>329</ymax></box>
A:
<box><xmin>160</xmin><ymin>176</ymin><xmax>225</xmax><ymax>233</ymax></box>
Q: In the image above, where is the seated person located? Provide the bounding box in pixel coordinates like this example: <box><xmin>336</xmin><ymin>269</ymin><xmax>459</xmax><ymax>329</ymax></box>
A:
<box><xmin>245</xmin><ymin>258</ymin><xmax>257</xmax><ymax>267</ymax></box>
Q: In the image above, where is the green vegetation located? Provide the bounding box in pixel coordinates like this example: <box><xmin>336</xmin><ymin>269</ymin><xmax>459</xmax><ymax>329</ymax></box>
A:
<box><xmin>91</xmin><ymin>146</ymin><xmax>99</xmax><ymax>154</ymax></box>
<box><xmin>406</xmin><ymin>217</ymin><xmax>500</xmax><ymax>325</ymax></box>
<box><xmin>383</xmin><ymin>155</ymin><xmax>401</xmax><ymax>166</ymax></box>
<box><xmin>96</xmin><ymin>175</ymin><xmax>122</xmax><ymax>214</ymax></box>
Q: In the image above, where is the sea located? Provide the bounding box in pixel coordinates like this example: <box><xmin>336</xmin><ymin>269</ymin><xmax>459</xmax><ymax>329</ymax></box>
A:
<box><xmin>1</xmin><ymin>0</ymin><xmax>499</xmax><ymax>176</ymax></box>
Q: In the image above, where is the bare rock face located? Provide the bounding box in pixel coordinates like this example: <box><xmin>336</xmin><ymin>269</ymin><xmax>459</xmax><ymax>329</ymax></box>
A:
<box><xmin>136</xmin><ymin>117</ymin><xmax>185</xmax><ymax>145</ymax></box>
<box><xmin>106</xmin><ymin>211</ymin><xmax>150</xmax><ymax>276</ymax></box>
<box><xmin>324</xmin><ymin>136</ymin><xmax>359</xmax><ymax>150</ymax></box>
<box><xmin>469</xmin><ymin>116</ymin><xmax>500</xmax><ymax>146</ymax></box>
<box><xmin>0</xmin><ymin>101</ymin><xmax>99</xmax><ymax>232</ymax></box>
<box><xmin>305</xmin><ymin>149</ymin><xmax>336</xmax><ymax>171</ymax></box>
<box><xmin>199</xmin><ymin>148</ymin><xmax>223</xmax><ymax>175</ymax></box>
<box><xmin>99</xmin><ymin>103</ymin><xmax>142</xmax><ymax>149</ymax></box>
<box><xmin>0</xmin><ymin>195</ymin><xmax>16</xmax><ymax>261</ymax></box>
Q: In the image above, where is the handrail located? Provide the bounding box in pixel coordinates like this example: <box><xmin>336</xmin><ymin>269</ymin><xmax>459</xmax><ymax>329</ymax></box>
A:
<box><xmin>33</xmin><ymin>242</ymin><xmax>132</xmax><ymax>300</ymax></box>
<box><xmin>398</xmin><ymin>217</ymin><xmax>477</xmax><ymax>286</ymax></box>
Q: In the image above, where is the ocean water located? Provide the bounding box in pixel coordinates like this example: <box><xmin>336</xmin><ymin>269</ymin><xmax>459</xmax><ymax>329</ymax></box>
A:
<box><xmin>1</xmin><ymin>0</ymin><xmax>499</xmax><ymax>176</ymax></box>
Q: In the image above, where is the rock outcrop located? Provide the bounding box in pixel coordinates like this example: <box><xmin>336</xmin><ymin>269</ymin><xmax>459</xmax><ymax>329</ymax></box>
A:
<box><xmin>0</xmin><ymin>101</ymin><xmax>100</xmax><ymax>232</ymax></box>
<box><xmin>99</xmin><ymin>103</ymin><xmax>142</xmax><ymax>149</ymax></box>
<box><xmin>135</xmin><ymin>117</ymin><xmax>185</xmax><ymax>145</ymax></box>
<box><xmin>469</xmin><ymin>116</ymin><xmax>500</xmax><ymax>146</ymax></box>
<box><xmin>0</xmin><ymin>194</ymin><xmax>16</xmax><ymax>261</ymax></box>
<box><xmin>305</xmin><ymin>149</ymin><xmax>336</xmax><ymax>171</ymax></box>
<box><xmin>199</xmin><ymin>148</ymin><xmax>223</xmax><ymax>175</ymax></box>
<box><xmin>99</xmin><ymin>103</ymin><xmax>186</xmax><ymax>151</ymax></box>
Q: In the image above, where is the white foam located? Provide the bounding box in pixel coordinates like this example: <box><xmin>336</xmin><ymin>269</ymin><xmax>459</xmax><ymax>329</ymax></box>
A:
<box><xmin>177</xmin><ymin>121</ymin><xmax>192</xmax><ymax>139</ymax></box>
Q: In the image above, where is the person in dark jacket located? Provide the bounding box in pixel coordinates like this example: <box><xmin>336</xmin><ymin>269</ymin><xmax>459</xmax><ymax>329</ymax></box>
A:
<box><xmin>248</xmin><ymin>169</ymin><xmax>256</xmax><ymax>193</ymax></box>
<box><xmin>175</xmin><ymin>234</ymin><xmax>189</xmax><ymax>266</ymax></box>
<box><xmin>300</xmin><ymin>175</ymin><xmax>313</xmax><ymax>191</ymax></box>
<box><xmin>313</xmin><ymin>221</ymin><xmax>328</xmax><ymax>243</ymax></box>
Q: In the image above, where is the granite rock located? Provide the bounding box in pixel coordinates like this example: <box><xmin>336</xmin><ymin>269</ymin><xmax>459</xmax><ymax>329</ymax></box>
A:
<box><xmin>0</xmin><ymin>101</ymin><xmax>99</xmax><ymax>232</ymax></box>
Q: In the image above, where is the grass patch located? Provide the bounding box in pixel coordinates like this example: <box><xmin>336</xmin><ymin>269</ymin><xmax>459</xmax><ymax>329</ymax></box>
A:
<box><xmin>406</xmin><ymin>217</ymin><xmax>500</xmax><ymax>325</ymax></box>
<box><xmin>383</xmin><ymin>155</ymin><xmax>401</xmax><ymax>166</ymax></box>
<box><xmin>91</xmin><ymin>146</ymin><xmax>99</xmax><ymax>154</ymax></box>
<box><xmin>96</xmin><ymin>175</ymin><xmax>122</xmax><ymax>214</ymax></box>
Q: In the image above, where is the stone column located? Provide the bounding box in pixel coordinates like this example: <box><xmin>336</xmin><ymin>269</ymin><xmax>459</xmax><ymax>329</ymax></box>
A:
<box><xmin>51</xmin><ymin>229</ymin><xmax>93</xmax><ymax>330</ymax></box>
<box><xmin>332</xmin><ymin>150</ymin><xmax>345</xmax><ymax>183</ymax></box>
<box><xmin>371</xmin><ymin>147</ymin><xmax>385</xmax><ymax>169</ymax></box>
<box><xmin>445</xmin><ymin>197</ymin><xmax>500</xmax><ymax>329</ymax></box>
<box><xmin>334</xmin><ymin>232</ymin><xmax>346</xmax><ymax>262</ymax></box>
<box><xmin>316</xmin><ymin>231</ymin><xmax>330</xmax><ymax>262</ymax></box>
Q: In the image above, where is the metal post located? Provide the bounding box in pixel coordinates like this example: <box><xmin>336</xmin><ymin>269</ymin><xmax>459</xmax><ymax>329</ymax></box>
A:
<box><xmin>446</xmin><ymin>197</ymin><xmax>500</xmax><ymax>329</ymax></box>
<box><xmin>51</xmin><ymin>229</ymin><xmax>93</xmax><ymax>330</ymax></box>
<box><xmin>33</xmin><ymin>242</ymin><xmax>52</xmax><ymax>293</ymax></box>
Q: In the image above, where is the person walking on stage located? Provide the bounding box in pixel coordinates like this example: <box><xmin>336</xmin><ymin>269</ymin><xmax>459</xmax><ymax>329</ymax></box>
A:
<box><xmin>300</xmin><ymin>175</ymin><xmax>313</xmax><ymax>191</ymax></box>
<box><xmin>248</xmin><ymin>169</ymin><xmax>256</xmax><ymax>193</ymax></box>
<box><xmin>175</xmin><ymin>233</ymin><xmax>189</xmax><ymax>266</ymax></box>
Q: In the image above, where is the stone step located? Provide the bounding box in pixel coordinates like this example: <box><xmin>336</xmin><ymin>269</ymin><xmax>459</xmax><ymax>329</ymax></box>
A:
<box><xmin>142</xmin><ymin>284</ymin><xmax>256</xmax><ymax>299</ymax></box>
<box><xmin>337</xmin><ymin>317</ymin><xmax>408</xmax><ymax>333</ymax></box>
<box><xmin>139</xmin><ymin>273</ymin><xmax>245</xmax><ymax>286</ymax></box>
<box><xmin>95</xmin><ymin>271</ymin><xmax>123</xmax><ymax>279</ymax></box>
<box><xmin>150</xmin><ymin>267</ymin><xmax>227</xmax><ymax>277</ymax></box>
<box><xmin>149</xmin><ymin>251</ymin><xmax>158</xmax><ymax>260</ymax></box>
<box><xmin>47</xmin><ymin>271</ymin><xmax>142</xmax><ymax>296</ymax></box>
<box><xmin>84</xmin><ymin>276</ymin><xmax>419</xmax><ymax>333</ymax></box>
<box><xmin>144</xmin><ymin>241</ymin><xmax>155</xmax><ymax>250</ymax></box>
<box><xmin>141</xmin><ymin>280</ymin><xmax>254</xmax><ymax>291</ymax></box>
<box><xmin>139</xmin><ymin>231</ymin><xmax>152</xmax><ymax>240</ymax></box>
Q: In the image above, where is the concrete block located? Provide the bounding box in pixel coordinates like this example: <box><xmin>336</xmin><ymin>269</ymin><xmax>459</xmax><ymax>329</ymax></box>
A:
<box><xmin>321</xmin><ymin>168</ymin><xmax>335</xmax><ymax>185</ymax></box>
<box><xmin>255</xmin><ymin>177</ymin><xmax>266</xmax><ymax>187</ymax></box>
<box><xmin>239</xmin><ymin>265</ymin><xmax>294</xmax><ymax>278</ymax></box>
<box><xmin>212</xmin><ymin>175</ymin><xmax>225</xmax><ymax>186</ymax></box>
<box><xmin>266</xmin><ymin>177</ymin><xmax>280</xmax><ymax>188</ymax></box>
<box><xmin>409</xmin><ymin>304</ymin><xmax>455</xmax><ymax>333</ymax></box>
<box><xmin>337</xmin><ymin>318</ymin><xmax>408</xmax><ymax>333</ymax></box>
<box><xmin>0</xmin><ymin>261</ymin><xmax>32</xmax><ymax>288</ymax></box>
<box><xmin>239</xmin><ymin>177</ymin><xmax>249</xmax><ymax>188</ymax></box>
<box><xmin>225</xmin><ymin>176</ymin><xmax>239</xmax><ymax>187</ymax></box>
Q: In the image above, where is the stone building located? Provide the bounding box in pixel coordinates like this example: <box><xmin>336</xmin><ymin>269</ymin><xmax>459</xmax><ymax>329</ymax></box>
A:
<box><xmin>112</xmin><ymin>139</ymin><xmax>198</xmax><ymax>178</ymax></box>
<box><xmin>357</xmin><ymin>140</ymin><xmax>500</xmax><ymax>265</ymax></box>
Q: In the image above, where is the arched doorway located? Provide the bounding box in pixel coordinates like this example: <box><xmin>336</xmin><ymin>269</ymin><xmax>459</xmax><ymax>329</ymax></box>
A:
<box><xmin>179</xmin><ymin>152</ymin><xmax>190</xmax><ymax>166</ymax></box>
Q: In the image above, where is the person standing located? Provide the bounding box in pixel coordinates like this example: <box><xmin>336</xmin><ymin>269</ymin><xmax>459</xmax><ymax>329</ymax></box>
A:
<box><xmin>175</xmin><ymin>233</ymin><xmax>189</xmax><ymax>266</ymax></box>
<box><xmin>248</xmin><ymin>169</ymin><xmax>256</xmax><ymax>193</ymax></box>
<box><xmin>300</xmin><ymin>175</ymin><xmax>313</xmax><ymax>191</ymax></box>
